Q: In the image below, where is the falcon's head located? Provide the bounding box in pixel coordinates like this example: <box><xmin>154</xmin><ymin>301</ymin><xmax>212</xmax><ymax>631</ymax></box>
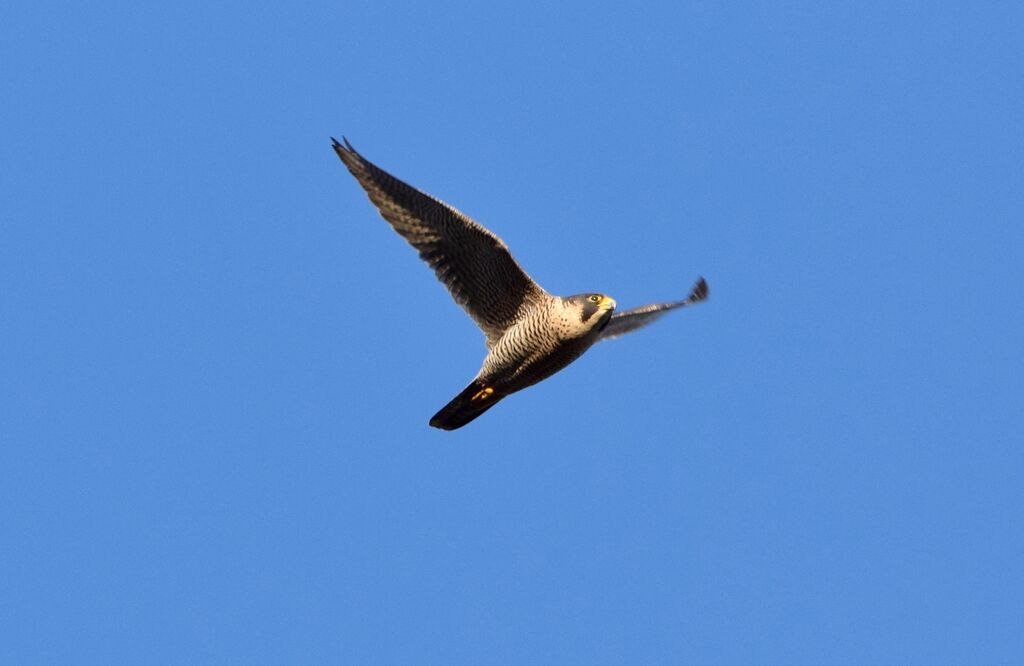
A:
<box><xmin>566</xmin><ymin>293</ymin><xmax>617</xmax><ymax>335</ymax></box>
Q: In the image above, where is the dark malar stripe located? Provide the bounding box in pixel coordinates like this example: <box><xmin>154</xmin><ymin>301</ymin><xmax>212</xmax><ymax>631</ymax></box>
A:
<box><xmin>580</xmin><ymin>300</ymin><xmax>599</xmax><ymax>323</ymax></box>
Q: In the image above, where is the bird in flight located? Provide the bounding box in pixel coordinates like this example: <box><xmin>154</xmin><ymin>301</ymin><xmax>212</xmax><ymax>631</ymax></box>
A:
<box><xmin>332</xmin><ymin>137</ymin><xmax>709</xmax><ymax>430</ymax></box>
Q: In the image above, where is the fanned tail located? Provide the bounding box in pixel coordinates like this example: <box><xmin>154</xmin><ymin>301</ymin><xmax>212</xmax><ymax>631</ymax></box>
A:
<box><xmin>429</xmin><ymin>380</ymin><xmax>502</xmax><ymax>431</ymax></box>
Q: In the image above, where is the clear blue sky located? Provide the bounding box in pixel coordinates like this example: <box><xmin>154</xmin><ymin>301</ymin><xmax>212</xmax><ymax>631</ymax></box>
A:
<box><xmin>2</xmin><ymin>0</ymin><xmax>1021</xmax><ymax>663</ymax></box>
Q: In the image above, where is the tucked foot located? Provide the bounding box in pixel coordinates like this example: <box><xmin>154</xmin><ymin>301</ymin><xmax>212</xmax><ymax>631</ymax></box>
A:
<box><xmin>430</xmin><ymin>381</ymin><xmax>503</xmax><ymax>430</ymax></box>
<box><xmin>471</xmin><ymin>387</ymin><xmax>495</xmax><ymax>402</ymax></box>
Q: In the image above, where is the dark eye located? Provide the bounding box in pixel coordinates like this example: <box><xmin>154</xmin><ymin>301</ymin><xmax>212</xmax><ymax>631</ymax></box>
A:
<box><xmin>589</xmin><ymin>295</ymin><xmax>601</xmax><ymax>303</ymax></box>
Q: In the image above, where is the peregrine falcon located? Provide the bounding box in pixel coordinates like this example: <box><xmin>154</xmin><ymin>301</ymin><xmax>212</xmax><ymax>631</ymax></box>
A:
<box><xmin>332</xmin><ymin>137</ymin><xmax>709</xmax><ymax>430</ymax></box>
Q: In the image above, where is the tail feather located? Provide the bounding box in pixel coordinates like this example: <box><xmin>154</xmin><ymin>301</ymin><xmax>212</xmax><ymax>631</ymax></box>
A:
<box><xmin>429</xmin><ymin>380</ymin><xmax>502</xmax><ymax>430</ymax></box>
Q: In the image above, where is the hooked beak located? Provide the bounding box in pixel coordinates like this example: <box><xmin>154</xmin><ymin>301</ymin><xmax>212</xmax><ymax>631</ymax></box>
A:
<box><xmin>600</xmin><ymin>296</ymin><xmax>617</xmax><ymax>312</ymax></box>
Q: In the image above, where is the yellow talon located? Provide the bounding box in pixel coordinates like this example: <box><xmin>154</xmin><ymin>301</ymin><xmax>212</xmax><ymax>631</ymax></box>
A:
<box><xmin>471</xmin><ymin>387</ymin><xmax>494</xmax><ymax>402</ymax></box>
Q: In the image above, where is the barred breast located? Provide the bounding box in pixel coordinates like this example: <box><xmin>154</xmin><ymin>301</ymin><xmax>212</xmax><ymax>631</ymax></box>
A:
<box><xmin>478</xmin><ymin>297</ymin><xmax>601</xmax><ymax>393</ymax></box>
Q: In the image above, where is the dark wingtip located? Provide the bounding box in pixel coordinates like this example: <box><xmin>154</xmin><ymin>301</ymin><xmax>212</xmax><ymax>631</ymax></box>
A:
<box><xmin>331</xmin><ymin>136</ymin><xmax>362</xmax><ymax>170</ymax></box>
<box><xmin>688</xmin><ymin>276</ymin><xmax>709</xmax><ymax>303</ymax></box>
<box><xmin>330</xmin><ymin>135</ymin><xmax>356</xmax><ymax>155</ymax></box>
<box><xmin>330</xmin><ymin>136</ymin><xmax>346</xmax><ymax>159</ymax></box>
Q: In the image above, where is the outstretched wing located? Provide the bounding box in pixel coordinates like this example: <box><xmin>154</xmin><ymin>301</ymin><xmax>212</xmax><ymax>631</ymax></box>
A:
<box><xmin>599</xmin><ymin>277</ymin><xmax>709</xmax><ymax>341</ymax></box>
<box><xmin>332</xmin><ymin>137</ymin><xmax>546</xmax><ymax>345</ymax></box>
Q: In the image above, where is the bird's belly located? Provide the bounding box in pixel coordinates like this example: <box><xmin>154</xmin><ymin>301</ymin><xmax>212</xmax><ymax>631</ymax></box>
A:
<box><xmin>491</xmin><ymin>338</ymin><xmax>594</xmax><ymax>393</ymax></box>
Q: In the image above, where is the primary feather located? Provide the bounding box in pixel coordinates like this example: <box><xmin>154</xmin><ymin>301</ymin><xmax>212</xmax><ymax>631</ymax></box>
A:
<box><xmin>332</xmin><ymin>137</ymin><xmax>709</xmax><ymax>430</ymax></box>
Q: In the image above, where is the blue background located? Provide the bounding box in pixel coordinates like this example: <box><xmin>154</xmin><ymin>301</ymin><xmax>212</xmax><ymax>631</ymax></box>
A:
<box><xmin>2</xmin><ymin>0</ymin><xmax>1021</xmax><ymax>663</ymax></box>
